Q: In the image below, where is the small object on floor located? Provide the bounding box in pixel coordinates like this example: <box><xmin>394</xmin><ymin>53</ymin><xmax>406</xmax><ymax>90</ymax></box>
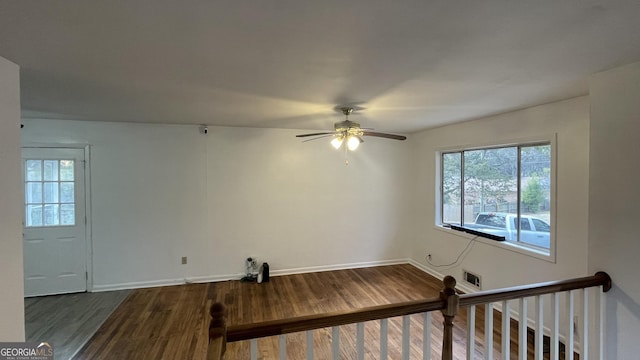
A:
<box><xmin>257</xmin><ymin>262</ymin><xmax>270</xmax><ymax>283</ymax></box>
<box><xmin>262</xmin><ymin>262</ymin><xmax>270</xmax><ymax>282</ymax></box>
<box><xmin>240</xmin><ymin>274</ymin><xmax>257</xmax><ymax>282</ymax></box>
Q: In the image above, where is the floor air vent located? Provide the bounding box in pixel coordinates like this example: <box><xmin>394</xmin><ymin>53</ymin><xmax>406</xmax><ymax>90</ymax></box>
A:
<box><xmin>463</xmin><ymin>270</ymin><xmax>481</xmax><ymax>289</ymax></box>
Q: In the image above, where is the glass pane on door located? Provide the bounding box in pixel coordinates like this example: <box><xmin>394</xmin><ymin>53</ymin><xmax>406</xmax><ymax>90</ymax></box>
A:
<box><xmin>24</xmin><ymin>159</ymin><xmax>76</xmax><ymax>227</ymax></box>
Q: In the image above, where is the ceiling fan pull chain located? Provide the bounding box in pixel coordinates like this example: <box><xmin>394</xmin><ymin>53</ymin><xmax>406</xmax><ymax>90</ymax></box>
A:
<box><xmin>344</xmin><ymin>142</ymin><xmax>349</xmax><ymax>165</ymax></box>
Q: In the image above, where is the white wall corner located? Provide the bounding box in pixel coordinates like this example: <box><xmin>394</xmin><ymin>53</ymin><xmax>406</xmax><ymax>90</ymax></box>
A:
<box><xmin>0</xmin><ymin>55</ymin><xmax>25</xmax><ymax>341</ymax></box>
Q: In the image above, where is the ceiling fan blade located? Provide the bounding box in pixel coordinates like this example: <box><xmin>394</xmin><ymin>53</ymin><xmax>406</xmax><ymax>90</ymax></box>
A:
<box><xmin>362</xmin><ymin>131</ymin><xmax>407</xmax><ymax>140</ymax></box>
<box><xmin>296</xmin><ymin>132</ymin><xmax>336</xmax><ymax>138</ymax></box>
<box><xmin>302</xmin><ymin>134</ymin><xmax>336</xmax><ymax>142</ymax></box>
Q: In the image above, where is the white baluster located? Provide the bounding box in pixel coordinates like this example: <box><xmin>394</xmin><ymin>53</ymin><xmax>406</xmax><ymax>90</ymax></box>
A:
<box><xmin>467</xmin><ymin>305</ymin><xmax>476</xmax><ymax>359</ymax></box>
<box><xmin>582</xmin><ymin>288</ymin><xmax>589</xmax><ymax>360</ymax></box>
<box><xmin>402</xmin><ymin>315</ymin><xmax>410</xmax><ymax>360</ymax></box>
<box><xmin>357</xmin><ymin>322</ymin><xmax>364</xmax><ymax>360</ymax></box>
<box><xmin>484</xmin><ymin>303</ymin><xmax>494</xmax><ymax>360</ymax></box>
<box><xmin>423</xmin><ymin>312</ymin><xmax>432</xmax><ymax>360</ymax></box>
<box><xmin>279</xmin><ymin>334</ymin><xmax>286</xmax><ymax>360</ymax></box>
<box><xmin>567</xmin><ymin>290</ymin><xmax>575</xmax><ymax>358</ymax></box>
<box><xmin>597</xmin><ymin>285</ymin><xmax>605</xmax><ymax>360</ymax></box>
<box><xmin>535</xmin><ymin>295</ymin><xmax>544</xmax><ymax>360</ymax></box>
<box><xmin>551</xmin><ymin>292</ymin><xmax>560</xmax><ymax>360</ymax></box>
<box><xmin>502</xmin><ymin>300</ymin><xmax>510</xmax><ymax>360</ymax></box>
<box><xmin>250</xmin><ymin>338</ymin><xmax>258</xmax><ymax>360</ymax></box>
<box><xmin>332</xmin><ymin>326</ymin><xmax>340</xmax><ymax>360</ymax></box>
<box><xmin>380</xmin><ymin>318</ymin><xmax>388</xmax><ymax>360</ymax></box>
<box><xmin>519</xmin><ymin>298</ymin><xmax>528</xmax><ymax>360</ymax></box>
<box><xmin>307</xmin><ymin>330</ymin><xmax>314</xmax><ymax>360</ymax></box>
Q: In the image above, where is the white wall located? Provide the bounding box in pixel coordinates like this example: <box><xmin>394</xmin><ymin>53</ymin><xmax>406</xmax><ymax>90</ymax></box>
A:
<box><xmin>21</xmin><ymin>120</ymin><xmax>412</xmax><ymax>290</ymax></box>
<box><xmin>0</xmin><ymin>56</ymin><xmax>25</xmax><ymax>340</ymax></box>
<box><xmin>202</xmin><ymin>126</ymin><xmax>412</xmax><ymax>277</ymax></box>
<box><xmin>408</xmin><ymin>96</ymin><xmax>590</xmax><ymax>289</ymax></box>
<box><xmin>589</xmin><ymin>62</ymin><xmax>640</xmax><ymax>358</ymax></box>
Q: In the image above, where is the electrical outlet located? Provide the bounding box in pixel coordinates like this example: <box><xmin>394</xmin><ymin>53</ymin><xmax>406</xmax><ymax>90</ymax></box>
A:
<box><xmin>181</xmin><ymin>256</ymin><xmax>187</xmax><ymax>265</ymax></box>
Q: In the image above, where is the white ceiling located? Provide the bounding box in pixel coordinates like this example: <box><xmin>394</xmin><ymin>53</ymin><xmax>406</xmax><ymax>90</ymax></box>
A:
<box><xmin>1</xmin><ymin>1</ymin><xmax>640</xmax><ymax>133</ymax></box>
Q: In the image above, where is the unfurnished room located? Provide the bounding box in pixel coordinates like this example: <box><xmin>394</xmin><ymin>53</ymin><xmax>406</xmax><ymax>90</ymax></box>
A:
<box><xmin>1</xmin><ymin>1</ymin><xmax>639</xmax><ymax>359</ymax></box>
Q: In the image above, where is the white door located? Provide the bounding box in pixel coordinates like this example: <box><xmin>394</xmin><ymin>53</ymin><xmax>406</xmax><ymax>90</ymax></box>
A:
<box><xmin>22</xmin><ymin>148</ymin><xmax>87</xmax><ymax>297</ymax></box>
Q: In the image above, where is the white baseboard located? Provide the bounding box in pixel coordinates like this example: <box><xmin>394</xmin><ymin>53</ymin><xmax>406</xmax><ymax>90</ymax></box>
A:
<box><xmin>408</xmin><ymin>259</ymin><xmax>444</xmax><ymax>280</ymax></box>
<box><xmin>91</xmin><ymin>258</ymin><xmax>410</xmax><ymax>292</ymax></box>
<box><xmin>184</xmin><ymin>273</ymin><xmax>245</xmax><ymax>284</ymax></box>
<box><xmin>270</xmin><ymin>259</ymin><xmax>409</xmax><ymax>277</ymax></box>
<box><xmin>92</xmin><ymin>278</ymin><xmax>187</xmax><ymax>292</ymax></box>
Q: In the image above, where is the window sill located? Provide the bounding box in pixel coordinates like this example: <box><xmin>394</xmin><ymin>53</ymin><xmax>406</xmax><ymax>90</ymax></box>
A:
<box><xmin>433</xmin><ymin>225</ymin><xmax>555</xmax><ymax>263</ymax></box>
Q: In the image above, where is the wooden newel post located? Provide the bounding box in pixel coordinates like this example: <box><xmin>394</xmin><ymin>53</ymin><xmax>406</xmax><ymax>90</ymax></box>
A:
<box><xmin>207</xmin><ymin>302</ymin><xmax>227</xmax><ymax>360</ymax></box>
<box><xmin>440</xmin><ymin>276</ymin><xmax>459</xmax><ymax>360</ymax></box>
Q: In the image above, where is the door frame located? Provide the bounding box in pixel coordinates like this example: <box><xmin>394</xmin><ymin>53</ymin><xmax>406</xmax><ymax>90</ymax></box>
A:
<box><xmin>21</xmin><ymin>144</ymin><xmax>93</xmax><ymax>292</ymax></box>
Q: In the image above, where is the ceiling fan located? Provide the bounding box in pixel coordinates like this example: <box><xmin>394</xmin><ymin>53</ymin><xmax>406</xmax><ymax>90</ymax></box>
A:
<box><xmin>295</xmin><ymin>107</ymin><xmax>407</xmax><ymax>151</ymax></box>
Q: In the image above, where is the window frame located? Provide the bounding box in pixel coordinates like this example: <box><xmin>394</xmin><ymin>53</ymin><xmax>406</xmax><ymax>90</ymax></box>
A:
<box><xmin>435</xmin><ymin>135</ymin><xmax>557</xmax><ymax>262</ymax></box>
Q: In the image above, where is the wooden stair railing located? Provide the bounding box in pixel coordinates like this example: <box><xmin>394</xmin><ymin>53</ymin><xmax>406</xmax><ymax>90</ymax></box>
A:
<box><xmin>207</xmin><ymin>271</ymin><xmax>611</xmax><ymax>360</ymax></box>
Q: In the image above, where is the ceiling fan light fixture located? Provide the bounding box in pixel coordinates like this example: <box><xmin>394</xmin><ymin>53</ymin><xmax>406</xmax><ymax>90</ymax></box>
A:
<box><xmin>295</xmin><ymin>105</ymin><xmax>406</xmax><ymax>160</ymax></box>
<box><xmin>347</xmin><ymin>135</ymin><xmax>362</xmax><ymax>151</ymax></box>
<box><xmin>331</xmin><ymin>136</ymin><xmax>344</xmax><ymax>149</ymax></box>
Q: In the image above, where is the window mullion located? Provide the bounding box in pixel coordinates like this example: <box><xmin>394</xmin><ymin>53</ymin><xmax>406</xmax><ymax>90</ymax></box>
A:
<box><xmin>58</xmin><ymin>163</ymin><xmax>62</xmax><ymax>225</ymax></box>
<box><xmin>40</xmin><ymin>160</ymin><xmax>45</xmax><ymax>226</ymax></box>
<box><xmin>516</xmin><ymin>146</ymin><xmax>522</xmax><ymax>242</ymax></box>
<box><xmin>460</xmin><ymin>151</ymin><xmax>465</xmax><ymax>225</ymax></box>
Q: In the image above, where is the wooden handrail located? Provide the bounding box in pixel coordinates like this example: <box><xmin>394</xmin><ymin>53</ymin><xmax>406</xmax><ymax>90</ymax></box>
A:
<box><xmin>226</xmin><ymin>298</ymin><xmax>446</xmax><ymax>342</ymax></box>
<box><xmin>459</xmin><ymin>271</ymin><xmax>612</xmax><ymax>307</ymax></box>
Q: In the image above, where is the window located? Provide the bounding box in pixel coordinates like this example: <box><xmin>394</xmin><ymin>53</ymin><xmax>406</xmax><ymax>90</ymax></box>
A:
<box><xmin>440</xmin><ymin>143</ymin><xmax>552</xmax><ymax>251</ymax></box>
<box><xmin>25</xmin><ymin>159</ymin><xmax>76</xmax><ymax>227</ymax></box>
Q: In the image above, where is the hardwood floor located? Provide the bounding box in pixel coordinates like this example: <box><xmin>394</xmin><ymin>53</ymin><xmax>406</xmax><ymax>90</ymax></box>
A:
<box><xmin>24</xmin><ymin>290</ymin><xmax>131</xmax><ymax>360</ymax></box>
<box><xmin>74</xmin><ymin>264</ymin><xmax>566</xmax><ymax>359</ymax></box>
